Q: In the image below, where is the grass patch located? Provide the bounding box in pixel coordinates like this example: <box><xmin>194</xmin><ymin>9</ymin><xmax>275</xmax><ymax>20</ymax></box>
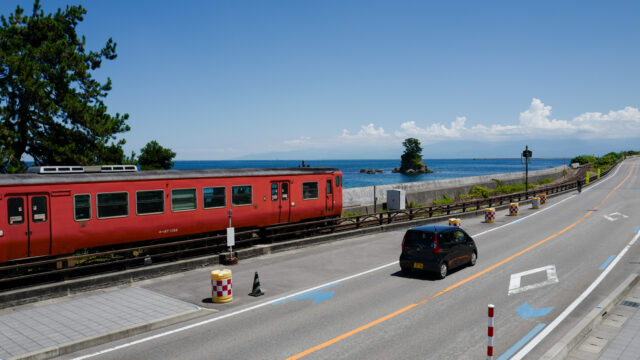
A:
<box><xmin>432</xmin><ymin>194</ymin><xmax>453</xmax><ymax>206</ymax></box>
<box><xmin>536</xmin><ymin>177</ymin><xmax>553</xmax><ymax>185</ymax></box>
<box><xmin>342</xmin><ymin>211</ymin><xmax>362</xmax><ymax>217</ymax></box>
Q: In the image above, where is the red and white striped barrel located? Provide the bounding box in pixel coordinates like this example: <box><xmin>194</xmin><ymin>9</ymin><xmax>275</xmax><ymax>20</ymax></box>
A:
<box><xmin>484</xmin><ymin>208</ymin><xmax>495</xmax><ymax>223</ymax></box>
<box><xmin>509</xmin><ymin>203</ymin><xmax>519</xmax><ymax>216</ymax></box>
<box><xmin>538</xmin><ymin>193</ymin><xmax>547</xmax><ymax>205</ymax></box>
<box><xmin>488</xmin><ymin>304</ymin><xmax>494</xmax><ymax>360</ymax></box>
<box><xmin>211</xmin><ymin>269</ymin><xmax>232</xmax><ymax>303</ymax></box>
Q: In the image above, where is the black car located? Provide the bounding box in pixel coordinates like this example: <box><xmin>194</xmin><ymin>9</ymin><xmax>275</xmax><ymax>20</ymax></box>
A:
<box><xmin>399</xmin><ymin>225</ymin><xmax>477</xmax><ymax>279</ymax></box>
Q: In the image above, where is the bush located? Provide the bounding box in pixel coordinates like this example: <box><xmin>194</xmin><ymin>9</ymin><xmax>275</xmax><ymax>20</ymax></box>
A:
<box><xmin>432</xmin><ymin>194</ymin><xmax>453</xmax><ymax>206</ymax></box>
<box><xmin>595</xmin><ymin>152</ymin><xmax>620</xmax><ymax>168</ymax></box>
<box><xmin>469</xmin><ymin>185</ymin><xmax>490</xmax><ymax>198</ymax></box>
<box><xmin>570</xmin><ymin>155</ymin><xmax>597</xmax><ymax>165</ymax></box>
<box><xmin>536</xmin><ymin>177</ymin><xmax>553</xmax><ymax>185</ymax></box>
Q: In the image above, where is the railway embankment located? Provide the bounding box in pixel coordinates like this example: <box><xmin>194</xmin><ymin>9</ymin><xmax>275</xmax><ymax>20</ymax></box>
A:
<box><xmin>343</xmin><ymin>165</ymin><xmax>570</xmax><ymax>214</ymax></box>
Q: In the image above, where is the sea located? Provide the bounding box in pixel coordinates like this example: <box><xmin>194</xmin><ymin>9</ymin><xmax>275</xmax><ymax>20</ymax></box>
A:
<box><xmin>172</xmin><ymin>158</ymin><xmax>568</xmax><ymax>189</ymax></box>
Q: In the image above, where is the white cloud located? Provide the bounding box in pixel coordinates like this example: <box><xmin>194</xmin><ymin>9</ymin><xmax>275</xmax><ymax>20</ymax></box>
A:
<box><xmin>392</xmin><ymin>98</ymin><xmax>640</xmax><ymax>143</ymax></box>
<box><xmin>341</xmin><ymin>123</ymin><xmax>389</xmax><ymax>139</ymax></box>
<box><xmin>284</xmin><ymin>136</ymin><xmax>311</xmax><ymax>146</ymax></box>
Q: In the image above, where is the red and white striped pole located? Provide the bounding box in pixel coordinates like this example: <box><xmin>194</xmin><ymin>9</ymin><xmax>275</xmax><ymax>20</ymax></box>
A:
<box><xmin>488</xmin><ymin>304</ymin><xmax>495</xmax><ymax>360</ymax></box>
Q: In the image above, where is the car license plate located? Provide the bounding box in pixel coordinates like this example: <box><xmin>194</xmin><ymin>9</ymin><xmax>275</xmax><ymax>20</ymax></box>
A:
<box><xmin>413</xmin><ymin>262</ymin><xmax>423</xmax><ymax>269</ymax></box>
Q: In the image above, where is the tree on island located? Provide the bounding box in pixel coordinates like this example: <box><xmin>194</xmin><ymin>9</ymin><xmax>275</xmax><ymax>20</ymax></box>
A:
<box><xmin>138</xmin><ymin>141</ymin><xmax>176</xmax><ymax>170</ymax></box>
<box><xmin>0</xmin><ymin>1</ymin><xmax>175</xmax><ymax>173</ymax></box>
<box><xmin>394</xmin><ymin>138</ymin><xmax>433</xmax><ymax>174</ymax></box>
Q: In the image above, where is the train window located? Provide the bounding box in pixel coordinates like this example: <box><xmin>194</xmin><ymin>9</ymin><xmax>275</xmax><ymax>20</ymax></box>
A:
<box><xmin>203</xmin><ymin>187</ymin><xmax>225</xmax><ymax>209</ymax></box>
<box><xmin>74</xmin><ymin>194</ymin><xmax>91</xmax><ymax>221</ymax></box>
<box><xmin>271</xmin><ymin>183</ymin><xmax>278</xmax><ymax>201</ymax></box>
<box><xmin>282</xmin><ymin>183</ymin><xmax>288</xmax><ymax>200</ymax></box>
<box><xmin>302</xmin><ymin>182</ymin><xmax>318</xmax><ymax>200</ymax></box>
<box><xmin>231</xmin><ymin>185</ymin><xmax>252</xmax><ymax>206</ymax></box>
<box><xmin>32</xmin><ymin>196</ymin><xmax>47</xmax><ymax>223</ymax></box>
<box><xmin>97</xmin><ymin>192</ymin><xmax>129</xmax><ymax>219</ymax></box>
<box><xmin>8</xmin><ymin>198</ymin><xmax>24</xmax><ymax>225</ymax></box>
<box><xmin>136</xmin><ymin>190</ymin><xmax>164</xmax><ymax>215</ymax></box>
<box><xmin>336</xmin><ymin>175</ymin><xmax>341</xmax><ymax>187</ymax></box>
<box><xmin>171</xmin><ymin>188</ymin><xmax>197</xmax><ymax>212</ymax></box>
<box><xmin>326</xmin><ymin>180</ymin><xmax>332</xmax><ymax>195</ymax></box>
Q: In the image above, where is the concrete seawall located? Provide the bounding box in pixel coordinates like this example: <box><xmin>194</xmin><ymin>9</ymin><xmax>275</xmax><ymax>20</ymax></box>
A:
<box><xmin>343</xmin><ymin>165</ymin><xmax>568</xmax><ymax>213</ymax></box>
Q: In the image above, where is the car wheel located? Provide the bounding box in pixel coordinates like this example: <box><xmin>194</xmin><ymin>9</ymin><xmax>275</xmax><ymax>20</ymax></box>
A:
<box><xmin>469</xmin><ymin>252</ymin><xmax>477</xmax><ymax>266</ymax></box>
<box><xmin>438</xmin><ymin>262</ymin><xmax>448</xmax><ymax>279</ymax></box>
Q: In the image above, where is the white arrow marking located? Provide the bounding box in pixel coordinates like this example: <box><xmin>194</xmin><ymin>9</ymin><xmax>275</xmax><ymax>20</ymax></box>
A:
<box><xmin>508</xmin><ymin>265</ymin><xmax>558</xmax><ymax>295</ymax></box>
<box><xmin>604</xmin><ymin>212</ymin><xmax>629</xmax><ymax>221</ymax></box>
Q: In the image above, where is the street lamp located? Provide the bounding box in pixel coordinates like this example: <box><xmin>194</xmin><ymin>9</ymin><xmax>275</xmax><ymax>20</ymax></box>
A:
<box><xmin>522</xmin><ymin>145</ymin><xmax>532</xmax><ymax>198</ymax></box>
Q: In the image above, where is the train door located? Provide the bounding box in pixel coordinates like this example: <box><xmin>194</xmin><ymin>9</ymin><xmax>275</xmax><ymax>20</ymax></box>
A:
<box><xmin>4</xmin><ymin>194</ymin><xmax>51</xmax><ymax>260</ymax></box>
<box><xmin>270</xmin><ymin>181</ymin><xmax>291</xmax><ymax>224</ymax></box>
<box><xmin>326</xmin><ymin>179</ymin><xmax>334</xmax><ymax>213</ymax></box>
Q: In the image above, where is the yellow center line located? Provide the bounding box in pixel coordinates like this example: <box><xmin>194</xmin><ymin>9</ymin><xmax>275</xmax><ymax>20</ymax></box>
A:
<box><xmin>287</xmin><ymin>163</ymin><xmax>635</xmax><ymax>360</ymax></box>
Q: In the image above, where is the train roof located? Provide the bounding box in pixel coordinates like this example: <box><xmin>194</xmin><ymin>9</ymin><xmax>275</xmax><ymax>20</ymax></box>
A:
<box><xmin>0</xmin><ymin>167</ymin><xmax>340</xmax><ymax>186</ymax></box>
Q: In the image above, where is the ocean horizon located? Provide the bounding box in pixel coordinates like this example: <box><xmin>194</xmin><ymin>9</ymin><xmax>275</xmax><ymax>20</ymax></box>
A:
<box><xmin>172</xmin><ymin>158</ymin><xmax>568</xmax><ymax>189</ymax></box>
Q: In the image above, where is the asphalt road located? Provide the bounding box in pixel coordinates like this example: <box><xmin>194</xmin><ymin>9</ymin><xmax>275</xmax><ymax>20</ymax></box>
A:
<box><xmin>61</xmin><ymin>157</ymin><xmax>640</xmax><ymax>360</ymax></box>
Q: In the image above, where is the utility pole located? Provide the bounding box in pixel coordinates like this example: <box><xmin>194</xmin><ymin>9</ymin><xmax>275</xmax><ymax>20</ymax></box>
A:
<box><xmin>522</xmin><ymin>145</ymin><xmax>532</xmax><ymax>198</ymax></box>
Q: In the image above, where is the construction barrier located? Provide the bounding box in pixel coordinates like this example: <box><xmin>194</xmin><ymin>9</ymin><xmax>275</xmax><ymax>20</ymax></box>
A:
<box><xmin>484</xmin><ymin>208</ymin><xmax>495</xmax><ymax>223</ymax></box>
<box><xmin>532</xmin><ymin>197</ymin><xmax>540</xmax><ymax>209</ymax></box>
<box><xmin>211</xmin><ymin>269</ymin><xmax>232</xmax><ymax>303</ymax></box>
<box><xmin>597</xmin><ymin>168</ymin><xmax>601</xmax><ymax>179</ymax></box>
<box><xmin>586</xmin><ymin>171</ymin><xmax>590</xmax><ymax>184</ymax></box>
<box><xmin>509</xmin><ymin>203</ymin><xmax>518</xmax><ymax>216</ymax></box>
<box><xmin>538</xmin><ymin>193</ymin><xmax>547</xmax><ymax>205</ymax></box>
<box><xmin>449</xmin><ymin>218</ymin><xmax>461</xmax><ymax>227</ymax></box>
<box><xmin>488</xmin><ymin>304</ymin><xmax>495</xmax><ymax>360</ymax></box>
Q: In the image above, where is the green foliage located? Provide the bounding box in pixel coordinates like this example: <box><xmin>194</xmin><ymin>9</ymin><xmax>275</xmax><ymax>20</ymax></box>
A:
<box><xmin>468</xmin><ymin>185</ymin><xmax>490</xmax><ymax>198</ymax></box>
<box><xmin>595</xmin><ymin>152</ymin><xmax>620</xmax><ymax>168</ymax></box>
<box><xmin>0</xmin><ymin>1</ymin><xmax>130</xmax><ymax>173</ymax></box>
<box><xmin>570</xmin><ymin>155</ymin><xmax>597</xmax><ymax>165</ymax></box>
<box><xmin>400</xmin><ymin>138</ymin><xmax>425</xmax><ymax>171</ymax></box>
<box><xmin>341</xmin><ymin>211</ymin><xmax>363</xmax><ymax>217</ymax></box>
<box><xmin>407</xmin><ymin>200</ymin><xmax>423</xmax><ymax>209</ymax></box>
<box><xmin>432</xmin><ymin>193</ymin><xmax>453</xmax><ymax>206</ymax></box>
<box><xmin>536</xmin><ymin>177</ymin><xmax>553</xmax><ymax>185</ymax></box>
<box><xmin>138</xmin><ymin>141</ymin><xmax>176</xmax><ymax>170</ymax></box>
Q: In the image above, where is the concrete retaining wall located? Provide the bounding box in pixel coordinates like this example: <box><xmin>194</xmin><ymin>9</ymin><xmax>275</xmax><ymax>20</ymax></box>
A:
<box><xmin>343</xmin><ymin>165</ymin><xmax>568</xmax><ymax>213</ymax></box>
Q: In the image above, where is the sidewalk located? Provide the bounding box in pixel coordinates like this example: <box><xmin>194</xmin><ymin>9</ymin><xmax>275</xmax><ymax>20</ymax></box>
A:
<box><xmin>0</xmin><ymin>287</ymin><xmax>208</xmax><ymax>360</ymax></box>
<box><xmin>566</xmin><ymin>277</ymin><xmax>640</xmax><ymax>360</ymax></box>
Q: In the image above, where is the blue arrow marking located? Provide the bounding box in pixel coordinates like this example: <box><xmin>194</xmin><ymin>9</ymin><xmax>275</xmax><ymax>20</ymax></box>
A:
<box><xmin>516</xmin><ymin>302</ymin><xmax>554</xmax><ymax>319</ymax></box>
<box><xmin>634</xmin><ymin>226</ymin><xmax>640</xmax><ymax>234</ymax></box>
<box><xmin>273</xmin><ymin>283</ymin><xmax>340</xmax><ymax>305</ymax></box>
<box><xmin>599</xmin><ymin>255</ymin><xmax>616</xmax><ymax>270</ymax></box>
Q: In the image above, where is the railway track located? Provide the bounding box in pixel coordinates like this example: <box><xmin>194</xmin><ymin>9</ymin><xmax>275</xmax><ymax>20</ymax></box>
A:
<box><xmin>0</xmin><ymin>162</ymin><xmax>610</xmax><ymax>293</ymax></box>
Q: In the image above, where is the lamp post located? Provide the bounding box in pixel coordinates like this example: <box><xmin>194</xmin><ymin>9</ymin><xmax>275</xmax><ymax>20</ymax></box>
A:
<box><xmin>522</xmin><ymin>146</ymin><xmax>532</xmax><ymax>198</ymax></box>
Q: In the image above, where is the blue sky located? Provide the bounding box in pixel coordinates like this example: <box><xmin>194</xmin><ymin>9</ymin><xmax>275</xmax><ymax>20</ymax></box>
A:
<box><xmin>3</xmin><ymin>0</ymin><xmax>639</xmax><ymax>160</ymax></box>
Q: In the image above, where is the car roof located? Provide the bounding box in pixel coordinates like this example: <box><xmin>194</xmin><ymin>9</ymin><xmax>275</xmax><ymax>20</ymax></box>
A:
<box><xmin>408</xmin><ymin>225</ymin><xmax>460</xmax><ymax>233</ymax></box>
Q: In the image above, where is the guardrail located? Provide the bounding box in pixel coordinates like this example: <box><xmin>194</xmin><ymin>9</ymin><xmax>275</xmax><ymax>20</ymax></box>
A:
<box><xmin>0</xmin><ymin>159</ymin><xmax>621</xmax><ymax>291</ymax></box>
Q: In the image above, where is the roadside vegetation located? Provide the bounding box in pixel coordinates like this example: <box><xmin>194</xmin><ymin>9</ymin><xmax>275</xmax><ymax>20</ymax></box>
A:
<box><xmin>571</xmin><ymin>150</ymin><xmax>638</xmax><ymax>172</ymax></box>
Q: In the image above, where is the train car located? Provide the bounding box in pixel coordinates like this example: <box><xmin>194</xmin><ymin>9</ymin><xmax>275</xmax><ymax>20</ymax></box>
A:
<box><xmin>0</xmin><ymin>165</ymin><xmax>343</xmax><ymax>263</ymax></box>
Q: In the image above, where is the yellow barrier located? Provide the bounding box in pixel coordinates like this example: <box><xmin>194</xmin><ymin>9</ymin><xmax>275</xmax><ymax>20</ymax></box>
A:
<box><xmin>586</xmin><ymin>171</ymin><xmax>590</xmax><ymax>184</ymax></box>
<box><xmin>532</xmin><ymin>197</ymin><xmax>540</xmax><ymax>209</ymax></box>
<box><xmin>537</xmin><ymin>193</ymin><xmax>547</xmax><ymax>205</ymax></box>
<box><xmin>509</xmin><ymin>203</ymin><xmax>519</xmax><ymax>216</ymax></box>
<box><xmin>597</xmin><ymin>168</ymin><xmax>600</xmax><ymax>179</ymax></box>
<box><xmin>448</xmin><ymin>218</ymin><xmax>461</xmax><ymax>227</ymax></box>
<box><xmin>484</xmin><ymin>208</ymin><xmax>495</xmax><ymax>223</ymax></box>
<box><xmin>211</xmin><ymin>269</ymin><xmax>232</xmax><ymax>303</ymax></box>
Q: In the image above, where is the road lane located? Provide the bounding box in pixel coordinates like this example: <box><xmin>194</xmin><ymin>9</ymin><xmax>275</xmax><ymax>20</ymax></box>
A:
<box><xmin>62</xmin><ymin>158</ymin><xmax>640</xmax><ymax>360</ymax></box>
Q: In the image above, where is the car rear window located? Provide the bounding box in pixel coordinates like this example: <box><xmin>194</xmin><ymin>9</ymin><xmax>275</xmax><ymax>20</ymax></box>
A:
<box><xmin>404</xmin><ymin>230</ymin><xmax>435</xmax><ymax>248</ymax></box>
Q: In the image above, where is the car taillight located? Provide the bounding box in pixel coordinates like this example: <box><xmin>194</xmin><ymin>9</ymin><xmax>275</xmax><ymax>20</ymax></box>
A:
<box><xmin>433</xmin><ymin>233</ymin><xmax>441</xmax><ymax>254</ymax></box>
<box><xmin>402</xmin><ymin>232</ymin><xmax>407</xmax><ymax>250</ymax></box>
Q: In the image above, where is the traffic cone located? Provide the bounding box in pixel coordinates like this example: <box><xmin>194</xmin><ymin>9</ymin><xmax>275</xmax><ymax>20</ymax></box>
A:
<box><xmin>249</xmin><ymin>271</ymin><xmax>264</xmax><ymax>297</ymax></box>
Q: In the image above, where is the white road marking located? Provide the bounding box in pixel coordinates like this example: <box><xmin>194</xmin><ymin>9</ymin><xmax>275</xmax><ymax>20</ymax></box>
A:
<box><xmin>508</xmin><ymin>265</ymin><xmax>558</xmax><ymax>295</ymax></box>
<box><xmin>72</xmin><ymin>162</ymin><xmax>628</xmax><ymax>359</ymax></box>
<box><xmin>510</xmin><ymin>229</ymin><xmax>640</xmax><ymax>359</ymax></box>
<box><xmin>604</xmin><ymin>212</ymin><xmax>629</xmax><ymax>221</ymax></box>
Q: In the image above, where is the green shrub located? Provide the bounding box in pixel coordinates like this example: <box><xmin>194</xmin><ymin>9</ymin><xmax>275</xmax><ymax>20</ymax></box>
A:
<box><xmin>342</xmin><ymin>211</ymin><xmax>362</xmax><ymax>217</ymax></box>
<box><xmin>570</xmin><ymin>155</ymin><xmax>597</xmax><ymax>165</ymax></box>
<box><xmin>432</xmin><ymin>194</ymin><xmax>453</xmax><ymax>206</ymax></box>
<box><xmin>407</xmin><ymin>201</ymin><xmax>423</xmax><ymax>209</ymax></box>
<box><xmin>469</xmin><ymin>185</ymin><xmax>490</xmax><ymax>198</ymax></box>
<box><xmin>536</xmin><ymin>177</ymin><xmax>553</xmax><ymax>185</ymax></box>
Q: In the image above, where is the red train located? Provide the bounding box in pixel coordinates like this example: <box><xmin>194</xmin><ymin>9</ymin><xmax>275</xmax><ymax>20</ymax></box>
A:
<box><xmin>0</xmin><ymin>165</ymin><xmax>343</xmax><ymax>263</ymax></box>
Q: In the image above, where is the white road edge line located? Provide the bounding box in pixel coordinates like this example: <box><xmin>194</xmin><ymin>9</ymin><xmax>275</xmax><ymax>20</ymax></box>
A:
<box><xmin>72</xmin><ymin>161</ymin><xmax>626</xmax><ymax>359</ymax></box>
<box><xmin>510</xmin><ymin>229</ymin><xmax>640</xmax><ymax>359</ymax></box>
